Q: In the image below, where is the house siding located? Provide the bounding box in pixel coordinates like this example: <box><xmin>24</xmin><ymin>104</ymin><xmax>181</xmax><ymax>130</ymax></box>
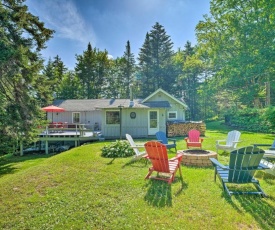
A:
<box><xmin>123</xmin><ymin>109</ymin><xmax>148</xmax><ymax>137</ymax></box>
<box><xmin>146</xmin><ymin>93</ymin><xmax>186</xmax><ymax>121</ymax></box>
<box><xmin>100</xmin><ymin>108</ymin><xmax>170</xmax><ymax>138</ymax></box>
<box><xmin>102</xmin><ymin>109</ymin><xmax>149</xmax><ymax>138</ymax></box>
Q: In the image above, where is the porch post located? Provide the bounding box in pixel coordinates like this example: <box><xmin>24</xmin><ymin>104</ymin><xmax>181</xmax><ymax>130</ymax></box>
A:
<box><xmin>118</xmin><ymin>105</ymin><xmax>124</xmax><ymax>140</ymax></box>
<box><xmin>20</xmin><ymin>140</ymin><xmax>23</xmax><ymax>156</ymax></box>
<box><xmin>45</xmin><ymin>140</ymin><xmax>48</xmax><ymax>154</ymax></box>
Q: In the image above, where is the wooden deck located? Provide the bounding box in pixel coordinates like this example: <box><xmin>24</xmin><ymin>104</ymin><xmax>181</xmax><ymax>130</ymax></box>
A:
<box><xmin>19</xmin><ymin>124</ymin><xmax>104</xmax><ymax>155</ymax></box>
<box><xmin>37</xmin><ymin>128</ymin><xmax>103</xmax><ymax>154</ymax></box>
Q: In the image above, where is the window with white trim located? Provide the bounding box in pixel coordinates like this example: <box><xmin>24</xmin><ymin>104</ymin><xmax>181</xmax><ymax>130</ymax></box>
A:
<box><xmin>72</xmin><ymin>112</ymin><xmax>80</xmax><ymax>123</ymax></box>
<box><xmin>106</xmin><ymin>111</ymin><xmax>120</xmax><ymax>125</ymax></box>
<box><xmin>168</xmin><ymin>111</ymin><xmax>177</xmax><ymax>120</ymax></box>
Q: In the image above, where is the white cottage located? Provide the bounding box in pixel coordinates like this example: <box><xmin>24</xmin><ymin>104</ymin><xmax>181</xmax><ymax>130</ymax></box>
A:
<box><xmin>51</xmin><ymin>88</ymin><xmax>188</xmax><ymax>139</ymax></box>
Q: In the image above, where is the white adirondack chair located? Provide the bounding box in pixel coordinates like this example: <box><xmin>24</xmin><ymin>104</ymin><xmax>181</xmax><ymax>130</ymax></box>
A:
<box><xmin>216</xmin><ymin>130</ymin><xmax>241</xmax><ymax>153</ymax></box>
<box><xmin>126</xmin><ymin>134</ymin><xmax>148</xmax><ymax>160</ymax></box>
<box><xmin>260</xmin><ymin>158</ymin><xmax>275</xmax><ymax>176</ymax></box>
<box><xmin>253</xmin><ymin>142</ymin><xmax>275</xmax><ymax>176</ymax></box>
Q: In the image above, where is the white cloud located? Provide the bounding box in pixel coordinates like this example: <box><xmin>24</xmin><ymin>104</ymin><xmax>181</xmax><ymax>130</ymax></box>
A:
<box><xmin>27</xmin><ymin>0</ymin><xmax>96</xmax><ymax>46</ymax></box>
<box><xmin>107</xmin><ymin>54</ymin><xmax>114</xmax><ymax>60</ymax></box>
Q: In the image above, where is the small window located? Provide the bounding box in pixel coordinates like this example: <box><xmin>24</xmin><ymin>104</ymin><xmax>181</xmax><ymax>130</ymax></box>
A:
<box><xmin>106</xmin><ymin>111</ymin><xmax>120</xmax><ymax>125</ymax></box>
<box><xmin>72</xmin><ymin>112</ymin><xmax>80</xmax><ymax>123</ymax></box>
<box><xmin>168</xmin><ymin>111</ymin><xmax>177</xmax><ymax>120</ymax></box>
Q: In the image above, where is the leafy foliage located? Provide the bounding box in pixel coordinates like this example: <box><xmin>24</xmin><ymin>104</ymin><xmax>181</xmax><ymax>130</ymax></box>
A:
<box><xmin>101</xmin><ymin>140</ymin><xmax>134</xmax><ymax>158</ymax></box>
<box><xmin>262</xmin><ymin>106</ymin><xmax>275</xmax><ymax>131</ymax></box>
<box><xmin>196</xmin><ymin>0</ymin><xmax>275</xmax><ymax>108</ymax></box>
<box><xmin>225</xmin><ymin>108</ymin><xmax>271</xmax><ymax>133</ymax></box>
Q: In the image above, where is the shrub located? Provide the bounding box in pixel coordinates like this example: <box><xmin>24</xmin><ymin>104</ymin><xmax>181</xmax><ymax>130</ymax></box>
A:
<box><xmin>263</xmin><ymin>106</ymin><xmax>275</xmax><ymax>131</ymax></box>
<box><xmin>101</xmin><ymin>140</ymin><xmax>135</xmax><ymax>158</ymax></box>
<box><xmin>224</xmin><ymin>108</ymin><xmax>271</xmax><ymax>133</ymax></box>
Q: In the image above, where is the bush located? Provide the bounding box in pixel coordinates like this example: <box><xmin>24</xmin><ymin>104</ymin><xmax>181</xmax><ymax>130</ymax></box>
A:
<box><xmin>224</xmin><ymin>108</ymin><xmax>271</xmax><ymax>133</ymax></box>
<box><xmin>263</xmin><ymin>106</ymin><xmax>275</xmax><ymax>131</ymax></box>
<box><xmin>101</xmin><ymin>140</ymin><xmax>135</xmax><ymax>158</ymax></box>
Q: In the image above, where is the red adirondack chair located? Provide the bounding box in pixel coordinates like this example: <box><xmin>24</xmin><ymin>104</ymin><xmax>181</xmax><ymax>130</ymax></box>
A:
<box><xmin>144</xmin><ymin>141</ymin><xmax>183</xmax><ymax>184</ymax></box>
<box><xmin>184</xmin><ymin>129</ymin><xmax>204</xmax><ymax>149</ymax></box>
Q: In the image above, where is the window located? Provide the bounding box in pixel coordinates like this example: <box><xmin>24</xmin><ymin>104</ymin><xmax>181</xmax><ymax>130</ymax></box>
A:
<box><xmin>168</xmin><ymin>111</ymin><xmax>177</xmax><ymax>120</ymax></box>
<box><xmin>72</xmin><ymin>112</ymin><xmax>80</xmax><ymax>123</ymax></box>
<box><xmin>106</xmin><ymin>111</ymin><xmax>120</xmax><ymax>125</ymax></box>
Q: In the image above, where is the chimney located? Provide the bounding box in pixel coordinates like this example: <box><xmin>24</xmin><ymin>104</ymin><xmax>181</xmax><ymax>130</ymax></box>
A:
<box><xmin>129</xmin><ymin>84</ymin><xmax>134</xmax><ymax>107</ymax></box>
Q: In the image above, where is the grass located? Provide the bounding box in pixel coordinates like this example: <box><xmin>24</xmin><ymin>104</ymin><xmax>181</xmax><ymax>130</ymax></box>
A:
<box><xmin>0</xmin><ymin>121</ymin><xmax>275</xmax><ymax>229</ymax></box>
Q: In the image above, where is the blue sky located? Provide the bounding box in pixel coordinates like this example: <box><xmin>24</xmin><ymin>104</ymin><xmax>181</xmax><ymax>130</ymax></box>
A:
<box><xmin>26</xmin><ymin>0</ymin><xmax>210</xmax><ymax>70</ymax></box>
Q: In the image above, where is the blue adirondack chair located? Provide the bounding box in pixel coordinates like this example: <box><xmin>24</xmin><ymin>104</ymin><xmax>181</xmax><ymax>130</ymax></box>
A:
<box><xmin>155</xmin><ymin>131</ymin><xmax>177</xmax><ymax>151</ymax></box>
<box><xmin>210</xmin><ymin>146</ymin><xmax>270</xmax><ymax>197</ymax></box>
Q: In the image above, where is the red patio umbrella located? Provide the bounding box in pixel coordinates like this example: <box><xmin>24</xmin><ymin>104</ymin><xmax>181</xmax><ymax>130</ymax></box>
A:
<box><xmin>41</xmin><ymin>105</ymin><xmax>65</xmax><ymax>121</ymax></box>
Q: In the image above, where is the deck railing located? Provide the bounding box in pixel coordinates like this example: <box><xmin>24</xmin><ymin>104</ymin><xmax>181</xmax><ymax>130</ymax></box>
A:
<box><xmin>42</xmin><ymin>123</ymin><xmax>99</xmax><ymax>137</ymax></box>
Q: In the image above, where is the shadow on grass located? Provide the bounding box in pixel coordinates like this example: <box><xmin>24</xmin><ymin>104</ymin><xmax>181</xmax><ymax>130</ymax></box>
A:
<box><xmin>221</xmin><ymin>171</ymin><xmax>275</xmax><ymax>229</ymax></box>
<box><xmin>144</xmin><ymin>180</ymin><xmax>172</xmax><ymax>207</ymax></box>
<box><xmin>0</xmin><ymin>153</ymin><xmax>51</xmax><ymax>177</ymax></box>
<box><xmin>232</xmin><ymin>195</ymin><xmax>275</xmax><ymax>230</ymax></box>
<box><xmin>144</xmin><ymin>177</ymin><xmax>187</xmax><ymax>207</ymax></box>
<box><xmin>218</xmin><ymin>151</ymin><xmax>230</xmax><ymax>157</ymax></box>
<box><xmin>106</xmin><ymin>158</ymin><xmax>116</xmax><ymax>165</ymax></box>
<box><xmin>0</xmin><ymin>164</ymin><xmax>17</xmax><ymax>177</ymax></box>
<box><xmin>121</xmin><ymin>158</ymin><xmax>148</xmax><ymax>168</ymax></box>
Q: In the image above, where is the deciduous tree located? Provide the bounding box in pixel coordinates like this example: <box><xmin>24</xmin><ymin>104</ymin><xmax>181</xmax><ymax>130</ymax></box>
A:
<box><xmin>196</xmin><ymin>0</ymin><xmax>275</xmax><ymax>108</ymax></box>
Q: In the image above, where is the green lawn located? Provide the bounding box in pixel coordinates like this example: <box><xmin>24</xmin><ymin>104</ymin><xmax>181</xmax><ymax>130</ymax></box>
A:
<box><xmin>1</xmin><ymin>121</ymin><xmax>275</xmax><ymax>229</ymax></box>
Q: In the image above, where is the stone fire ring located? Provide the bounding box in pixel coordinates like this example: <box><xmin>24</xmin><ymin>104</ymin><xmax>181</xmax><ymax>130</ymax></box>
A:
<box><xmin>177</xmin><ymin>149</ymin><xmax>218</xmax><ymax>167</ymax></box>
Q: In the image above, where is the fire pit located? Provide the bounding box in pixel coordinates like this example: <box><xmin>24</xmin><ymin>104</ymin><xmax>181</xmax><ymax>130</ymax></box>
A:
<box><xmin>177</xmin><ymin>149</ymin><xmax>217</xmax><ymax>167</ymax></box>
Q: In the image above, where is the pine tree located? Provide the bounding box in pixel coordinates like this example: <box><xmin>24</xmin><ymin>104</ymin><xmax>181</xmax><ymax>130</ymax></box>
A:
<box><xmin>75</xmin><ymin>42</ymin><xmax>111</xmax><ymax>99</ymax></box>
<box><xmin>58</xmin><ymin>71</ymin><xmax>81</xmax><ymax>99</ymax></box>
<box><xmin>150</xmin><ymin>22</ymin><xmax>174</xmax><ymax>90</ymax></box>
<box><xmin>52</xmin><ymin>55</ymin><xmax>67</xmax><ymax>99</ymax></box>
<box><xmin>102</xmin><ymin>58</ymin><xmax>123</xmax><ymax>98</ymax></box>
<box><xmin>138</xmin><ymin>33</ymin><xmax>153</xmax><ymax>97</ymax></box>
<box><xmin>121</xmin><ymin>40</ymin><xmax>136</xmax><ymax>98</ymax></box>
<box><xmin>0</xmin><ymin>0</ymin><xmax>54</xmax><ymax>153</ymax></box>
<box><xmin>138</xmin><ymin>23</ymin><xmax>175</xmax><ymax>97</ymax></box>
<box><xmin>182</xmin><ymin>42</ymin><xmax>204</xmax><ymax>120</ymax></box>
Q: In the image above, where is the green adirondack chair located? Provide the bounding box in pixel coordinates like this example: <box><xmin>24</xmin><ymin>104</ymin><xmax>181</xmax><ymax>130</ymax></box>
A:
<box><xmin>210</xmin><ymin>146</ymin><xmax>270</xmax><ymax>197</ymax></box>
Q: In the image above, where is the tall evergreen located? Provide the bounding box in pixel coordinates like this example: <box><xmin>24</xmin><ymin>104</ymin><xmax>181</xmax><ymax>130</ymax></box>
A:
<box><xmin>102</xmin><ymin>57</ymin><xmax>124</xmax><ymax>99</ymax></box>
<box><xmin>138</xmin><ymin>33</ymin><xmax>153</xmax><ymax>97</ymax></box>
<box><xmin>150</xmin><ymin>22</ymin><xmax>174</xmax><ymax>90</ymax></box>
<box><xmin>40</xmin><ymin>58</ymin><xmax>55</xmax><ymax>104</ymax></box>
<box><xmin>121</xmin><ymin>40</ymin><xmax>135</xmax><ymax>98</ymax></box>
<box><xmin>138</xmin><ymin>22</ymin><xmax>175</xmax><ymax>97</ymax></box>
<box><xmin>0</xmin><ymin>0</ymin><xmax>54</xmax><ymax>153</ymax></box>
<box><xmin>182</xmin><ymin>42</ymin><xmax>203</xmax><ymax>120</ymax></box>
<box><xmin>75</xmin><ymin>42</ymin><xmax>110</xmax><ymax>99</ymax></box>
<box><xmin>52</xmin><ymin>55</ymin><xmax>67</xmax><ymax>99</ymax></box>
<box><xmin>58</xmin><ymin>71</ymin><xmax>81</xmax><ymax>99</ymax></box>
